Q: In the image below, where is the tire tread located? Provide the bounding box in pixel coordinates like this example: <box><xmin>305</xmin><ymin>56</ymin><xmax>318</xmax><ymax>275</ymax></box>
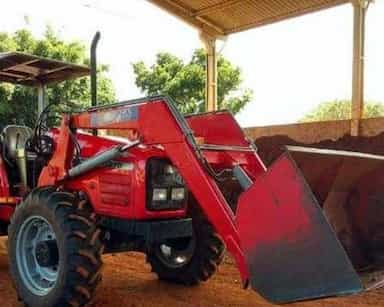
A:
<box><xmin>8</xmin><ymin>187</ymin><xmax>103</xmax><ymax>307</ymax></box>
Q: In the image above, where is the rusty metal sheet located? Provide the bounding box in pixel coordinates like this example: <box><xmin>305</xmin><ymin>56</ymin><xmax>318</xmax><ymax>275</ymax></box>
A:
<box><xmin>236</xmin><ymin>152</ymin><xmax>362</xmax><ymax>304</ymax></box>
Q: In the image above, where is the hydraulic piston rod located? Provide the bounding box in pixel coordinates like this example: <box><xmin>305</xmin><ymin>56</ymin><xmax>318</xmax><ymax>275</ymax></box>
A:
<box><xmin>67</xmin><ymin>141</ymin><xmax>140</xmax><ymax>179</ymax></box>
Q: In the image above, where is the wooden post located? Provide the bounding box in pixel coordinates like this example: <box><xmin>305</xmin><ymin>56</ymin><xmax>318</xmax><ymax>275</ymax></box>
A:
<box><xmin>351</xmin><ymin>0</ymin><xmax>370</xmax><ymax>136</ymax></box>
<box><xmin>37</xmin><ymin>83</ymin><xmax>46</xmax><ymax>117</ymax></box>
<box><xmin>200</xmin><ymin>33</ymin><xmax>218</xmax><ymax>112</ymax></box>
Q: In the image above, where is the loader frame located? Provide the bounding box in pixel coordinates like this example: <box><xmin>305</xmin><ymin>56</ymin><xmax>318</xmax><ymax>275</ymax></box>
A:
<box><xmin>38</xmin><ymin>95</ymin><xmax>266</xmax><ymax>285</ymax></box>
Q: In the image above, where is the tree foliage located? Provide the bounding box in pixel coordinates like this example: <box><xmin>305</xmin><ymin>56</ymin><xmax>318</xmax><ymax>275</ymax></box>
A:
<box><xmin>0</xmin><ymin>27</ymin><xmax>116</xmax><ymax>128</ymax></box>
<box><xmin>300</xmin><ymin>99</ymin><xmax>384</xmax><ymax>122</ymax></box>
<box><xmin>132</xmin><ymin>49</ymin><xmax>252</xmax><ymax>114</ymax></box>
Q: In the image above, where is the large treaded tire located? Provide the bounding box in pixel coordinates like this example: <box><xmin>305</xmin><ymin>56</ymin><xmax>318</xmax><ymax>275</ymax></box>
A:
<box><xmin>8</xmin><ymin>187</ymin><xmax>104</xmax><ymax>307</ymax></box>
<box><xmin>146</xmin><ymin>208</ymin><xmax>225</xmax><ymax>285</ymax></box>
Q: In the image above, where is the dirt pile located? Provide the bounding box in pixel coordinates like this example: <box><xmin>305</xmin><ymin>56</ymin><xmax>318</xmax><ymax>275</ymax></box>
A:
<box><xmin>254</xmin><ymin>132</ymin><xmax>384</xmax><ymax>166</ymax></box>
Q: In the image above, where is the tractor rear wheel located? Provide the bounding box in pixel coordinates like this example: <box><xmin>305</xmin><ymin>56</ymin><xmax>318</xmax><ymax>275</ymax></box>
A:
<box><xmin>146</xmin><ymin>209</ymin><xmax>225</xmax><ymax>285</ymax></box>
<box><xmin>8</xmin><ymin>187</ymin><xmax>104</xmax><ymax>307</ymax></box>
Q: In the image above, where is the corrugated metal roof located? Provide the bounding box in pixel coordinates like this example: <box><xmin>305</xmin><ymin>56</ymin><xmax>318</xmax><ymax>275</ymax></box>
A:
<box><xmin>0</xmin><ymin>52</ymin><xmax>90</xmax><ymax>86</ymax></box>
<box><xmin>149</xmin><ymin>0</ymin><xmax>350</xmax><ymax>37</ymax></box>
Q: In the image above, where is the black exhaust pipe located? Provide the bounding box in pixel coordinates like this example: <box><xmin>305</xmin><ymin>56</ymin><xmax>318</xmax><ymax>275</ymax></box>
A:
<box><xmin>90</xmin><ymin>31</ymin><xmax>101</xmax><ymax>136</ymax></box>
<box><xmin>91</xmin><ymin>31</ymin><xmax>100</xmax><ymax>107</ymax></box>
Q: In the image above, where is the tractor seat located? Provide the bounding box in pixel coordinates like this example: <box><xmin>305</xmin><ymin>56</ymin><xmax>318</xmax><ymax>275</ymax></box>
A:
<box><xmin>1</xmin><ymin>125</ymin><xmax>33</xmax><ymax>162</ymax></box>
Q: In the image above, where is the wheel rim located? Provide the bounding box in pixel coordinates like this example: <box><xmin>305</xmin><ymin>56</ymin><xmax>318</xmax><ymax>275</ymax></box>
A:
<box><xmin>16</xmin><ymin>215</ymin><xmax>59</xmax><ymax>296</ymax></box>
<box><xmin>156</xmin><ymin>236</ymin><xmax>196</xmax><ymax>268</ymax></box>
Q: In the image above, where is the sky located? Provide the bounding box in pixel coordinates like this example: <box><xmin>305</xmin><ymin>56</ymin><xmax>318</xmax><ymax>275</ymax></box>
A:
<box><xmin>0</xmin><ymin>0</ymin><xmax>383</xmax><ymax>127</ymax></box>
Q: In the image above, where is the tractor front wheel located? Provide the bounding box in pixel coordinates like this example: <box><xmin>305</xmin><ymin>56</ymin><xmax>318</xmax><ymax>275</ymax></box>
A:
<box><xmin>146</xmin><ymin>209</ymin><xmax>225</xmax><ymax>285</ymax></box>
<box><xmin>8</xmin><ymin>187</ymin><xmax>104</xmax><ymax>307</ymax></box>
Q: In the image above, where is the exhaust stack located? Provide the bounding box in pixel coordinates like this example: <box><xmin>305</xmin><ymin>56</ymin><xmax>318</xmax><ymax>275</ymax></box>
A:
<box><xmin>90</xmin><ymin>31</ymin><xmax>101</xmax><ymax>136</ymax></box>
<box><xmin>90</xmin><ymin>31</ymin><xmax>100</xmax><ymax>108</ymax></box>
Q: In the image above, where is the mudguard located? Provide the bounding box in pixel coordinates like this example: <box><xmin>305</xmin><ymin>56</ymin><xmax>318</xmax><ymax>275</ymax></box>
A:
<box><xmin>236</xmin><ymin>152</ymin><xmax>363</xmax><ymax>304</ymax></box>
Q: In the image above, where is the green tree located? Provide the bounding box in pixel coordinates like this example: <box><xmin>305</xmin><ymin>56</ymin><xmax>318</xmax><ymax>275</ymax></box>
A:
<box><xmin>300</xmin><ymin>99</ymin><xmax>384</xmax><ymax>122</ymax></box>
<box><xmin>132</xmin><ymin>49</ymin><xmax>252</xmax><ymax>114</ymax></box>
<box><xmin>0</xmin><ymin>27</ymin><xmax>116</xmax><ymax>128</ymax></box>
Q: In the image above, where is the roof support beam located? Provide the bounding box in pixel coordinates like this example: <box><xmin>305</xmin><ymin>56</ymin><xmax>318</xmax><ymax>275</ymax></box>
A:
<box><xmin>38</xmin><ymin>65</ymin><xmax>71</xmax><ymax>78</ymax></box>
<box><xmin>37</xmin><ymin>84</ymin><xmax>47</xmax><ymax>117</ymax></box>
<box><xmin>350</xmin><ymin>0</ymin><xmax>371</xmax><ymax>136</ymax></box>
<box><xmin>201</xmin><ymin>33</ymin><xmax>218</xmax><ymax>111</ymax></box>
<box><xmin>0</xmin><ymin>71</ymin><xmax>28</xmax><ymax>79</ymax></box>
<box><xmin>3</xmin><ymin>59</ymin><xmax>39</xmax><ymax>71</ymax></box>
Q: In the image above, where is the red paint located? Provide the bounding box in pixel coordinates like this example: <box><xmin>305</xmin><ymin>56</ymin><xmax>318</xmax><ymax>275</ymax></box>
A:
<box><xmin>0</xmin><ymin>151</ymin><xmax>19</xmax><ymax>221</ymax></box>
<box><xmin>0</xmin><ymin>205</ymin><xmax>14</xmax><ymax>221</ymax></box>
<box><xmin>0</xmin><ymin>155</ymin><xmax>10</xmax><ymax>198</ymax></box>
<box><xmin>236</xmin><ymin>154</ymin><xmax>313</xmax><ymax>247</ymax></box>
<box><xmin>186</xmin><ymin>111</ymin><xmax>250</xmax><ymax>147</ymax></box>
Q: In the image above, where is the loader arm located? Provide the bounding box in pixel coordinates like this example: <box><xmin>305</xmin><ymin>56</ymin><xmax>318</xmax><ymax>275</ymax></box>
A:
<box><xmin>40</xmin><ymin>96</ymin><xmax>253</xmax><ymax>283</ymax></box>
<box><xmin>80</xmin><ymin>97</ymin><xmax>254</xmax><ymax>283</ymax></box>
<box><xmin>41</xmin><ymin>96</ymin><xmax>367</xmax><ymax>304</ymax></box>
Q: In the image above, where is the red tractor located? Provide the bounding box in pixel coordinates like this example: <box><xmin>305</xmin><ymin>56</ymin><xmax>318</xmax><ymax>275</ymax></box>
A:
<box><xmin>1</xmin><ymin>34</ymin><xmax>384</xmax><ymax>306</ymax></box>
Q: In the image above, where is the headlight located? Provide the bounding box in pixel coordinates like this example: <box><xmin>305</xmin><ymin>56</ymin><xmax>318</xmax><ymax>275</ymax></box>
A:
<box><xmin>153</xmin><ymin>188</ymin><xmax>168</xmax><ymax>201</ymax></box>
<box><xmin>171</xmin><ymin>188</ymin><xmax>185</xmax><ymax>201</ymax></box>
<box><xmin>147</xmin><ymin>158</ymin><xmax>188</xmax><ymax>211</ymax></box>
<box><xmin>164</xmin><ymin>165</ymin><xmax>176</xmax><ymax>175</ymax></box>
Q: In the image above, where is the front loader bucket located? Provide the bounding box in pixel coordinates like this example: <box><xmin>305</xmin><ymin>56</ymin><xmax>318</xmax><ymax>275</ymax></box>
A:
<box><xmin>235</xmin><ymin>147</ymin><xmax>384</xmax><ymax>304</ymax></box>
